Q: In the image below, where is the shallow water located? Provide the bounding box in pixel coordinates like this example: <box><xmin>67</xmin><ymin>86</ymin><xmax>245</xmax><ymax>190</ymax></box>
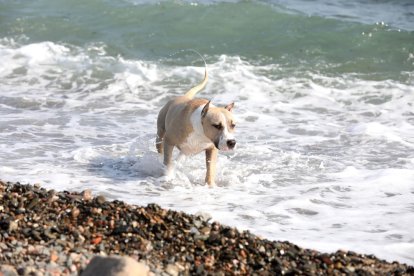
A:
<box><xmin>1</xmin><ymin>0</ymin><xmax>414</xmax><ymax>265</ymax></box>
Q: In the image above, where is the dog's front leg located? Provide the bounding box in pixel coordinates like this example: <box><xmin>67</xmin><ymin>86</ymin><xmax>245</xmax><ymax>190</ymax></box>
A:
<box><xmin>205</xmin><ymin>147</ymin><xmax>218</xmax><ymax>187</ymax></box>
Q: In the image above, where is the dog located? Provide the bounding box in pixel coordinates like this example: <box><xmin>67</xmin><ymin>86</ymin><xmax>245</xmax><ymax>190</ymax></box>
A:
<box><xmin>156</xmin><ymin>57</ymin><xmax>236</xmax><ymax>187</ymax></box>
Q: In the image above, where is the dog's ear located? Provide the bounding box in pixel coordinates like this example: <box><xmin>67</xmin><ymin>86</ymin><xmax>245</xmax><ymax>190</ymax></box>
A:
<box><xmin>225</xmin><ymin>102</ymin><xmax>234</xmax><ymax>112</ymax></box>
<box><xmin>201</xmin><ymin>101</ymin><xmax>210</xmax><ymax>118</ymax></box>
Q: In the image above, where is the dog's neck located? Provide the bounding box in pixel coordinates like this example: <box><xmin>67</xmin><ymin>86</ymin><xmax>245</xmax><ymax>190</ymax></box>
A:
<box><xmin>190</xmin><ymin>104</ymin><xmax>208</xmax><ymax>135</ymax></box>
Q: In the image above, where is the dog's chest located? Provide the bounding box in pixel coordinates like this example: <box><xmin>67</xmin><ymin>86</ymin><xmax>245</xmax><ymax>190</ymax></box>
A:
<box><xmin>178</xmin><ymin>131</ymin><xmax>213</xmax><ymax>155</ymax></box>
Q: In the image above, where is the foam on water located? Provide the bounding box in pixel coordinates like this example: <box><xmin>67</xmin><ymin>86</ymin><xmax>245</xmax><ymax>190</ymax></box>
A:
<box><xmin>1</xmin><ymin>39</ymin><xmax>414</xmax><ymax>265</ymax></box>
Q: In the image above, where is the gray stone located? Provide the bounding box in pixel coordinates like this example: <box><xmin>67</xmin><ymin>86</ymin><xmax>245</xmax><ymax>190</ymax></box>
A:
<box><xmin>95</xmin><ymin>195</ymin><xmax>106</xmax><ymax>205</ymax></box>
<box><xmin>80</xmin><ymin>256</ymin><xmax>149</xmax><ymax>276</ymax></box>
<box><xmin>0</xmin><ymin>265</ymin><xmax>18</xmax><ymax>276</ymax></box>
<box><xmin>190</xmin><ymin>227</ymin><xmax>200</xmax><ymax>235</ymax></box>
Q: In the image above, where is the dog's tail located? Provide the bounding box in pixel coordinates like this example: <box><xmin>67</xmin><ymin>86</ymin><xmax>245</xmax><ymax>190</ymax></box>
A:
<box><xmin>184</xmin><ymin>50</ymin><xmax>208</xmax><ymax>99</ymax></box>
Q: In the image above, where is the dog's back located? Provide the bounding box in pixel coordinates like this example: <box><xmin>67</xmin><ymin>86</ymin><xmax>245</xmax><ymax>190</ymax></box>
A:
<box><xmin>156</xmin><ymin>61</ymin><xmax>208</xmax><ymax>154</ymax></box>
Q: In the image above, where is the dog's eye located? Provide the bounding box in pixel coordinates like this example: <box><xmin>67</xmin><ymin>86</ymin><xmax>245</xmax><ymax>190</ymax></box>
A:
<box><xmin>231</xmin><ymin>123</ymin><xmax>236</xmax><ymax>129</ymax></box>
<box><xmin>212</xmin><ymin>124</ymin><xmax>222</xmax><ymax>130</ymax></box>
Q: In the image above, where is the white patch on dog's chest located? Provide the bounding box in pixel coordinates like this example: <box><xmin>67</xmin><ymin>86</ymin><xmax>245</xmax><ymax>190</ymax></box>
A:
<box><xmin>179</xmin><ymin>131</ymin><xmax>212</xmax><ymax>155</ymax></box>
<box><xmin>178</xmin><ymin>104</ymin><xmax>213</xmax><ymax>155</ymax></box>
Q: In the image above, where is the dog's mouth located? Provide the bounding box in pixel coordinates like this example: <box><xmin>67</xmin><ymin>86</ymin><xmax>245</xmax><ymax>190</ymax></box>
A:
<box><xmin>214</xmin><ymin>140</ymin><xmax>220</xmax><ymax>150</ymax></box>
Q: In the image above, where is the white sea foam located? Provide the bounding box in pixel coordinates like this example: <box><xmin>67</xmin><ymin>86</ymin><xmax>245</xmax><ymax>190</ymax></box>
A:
<box><xmin>1</xmin><ymin>40</ymin><xmax>414</xmax><ymax>265</ymax></box>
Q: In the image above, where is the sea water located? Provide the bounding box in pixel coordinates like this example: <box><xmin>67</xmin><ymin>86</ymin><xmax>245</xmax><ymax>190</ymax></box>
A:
<box><xmin>1</xmin><ymin>0</ymin><xmax>414</xmax><ymax>265</ymax></box>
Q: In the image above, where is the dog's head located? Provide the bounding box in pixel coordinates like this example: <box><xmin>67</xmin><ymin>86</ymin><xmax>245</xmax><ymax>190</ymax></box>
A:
<box><xmin>201</xmin><ymin>101</ymin><xmax>236</xmax><ymax>151</ymax></box>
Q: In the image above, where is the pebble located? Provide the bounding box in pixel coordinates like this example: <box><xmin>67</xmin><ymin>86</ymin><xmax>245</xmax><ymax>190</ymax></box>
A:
<box><xmin>165</xmin><ymin>264</ymin><xmax>180</xmax><ymax>276</ymax></box>
<box><xmin>71</xmin><ymin>207</ymin><xmax>80</xmax><ymax>219</ymax></box>
<box><xmin>95</xmin><ymin>195</ymin><xmax>106</xmax><ymax>205</ymax></box>
<box><xmin>81</xmin><ymin>189</ymin><xmax>92</xmax><ymax>201</ymax></box>
<box><xmin>194</xmin><ymin>211</ymin><xmax>212</xmax><ymax>222</ymax></box>
<box><xmin>8</xmin><ymin>220</ymin><xmax>18</xmax><ymax>232</ymax></box>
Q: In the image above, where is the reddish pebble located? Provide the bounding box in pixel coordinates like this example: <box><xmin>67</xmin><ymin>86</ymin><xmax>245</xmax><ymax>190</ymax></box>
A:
<box><xmin>91</xmin><ymin>236</ymin><xmax>102</xmax><ymax>245</ymax></box>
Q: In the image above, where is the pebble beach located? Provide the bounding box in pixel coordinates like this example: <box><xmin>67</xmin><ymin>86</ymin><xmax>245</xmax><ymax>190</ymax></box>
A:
<box><xmin>1</xmin><ymin>180</ymin><xmax>413</xmax><ymax>275</ymax></box>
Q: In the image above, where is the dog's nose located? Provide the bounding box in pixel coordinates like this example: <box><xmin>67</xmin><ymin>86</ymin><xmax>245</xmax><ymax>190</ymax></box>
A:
<box><xmin>227</xmin><ymin>139</ymin><xmax>236</xmax><ymax>149</ymax></box>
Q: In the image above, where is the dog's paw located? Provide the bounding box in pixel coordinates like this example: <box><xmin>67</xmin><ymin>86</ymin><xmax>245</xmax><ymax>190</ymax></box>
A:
<box><xmin>206</xmin><ymin>181</ymin><xmax>216</xmax><ymax>188</ymax></box>
<box><xmin>165</xmin><ymin>168</ymin><xmax>174</xmax><ymax>180</ymax></box>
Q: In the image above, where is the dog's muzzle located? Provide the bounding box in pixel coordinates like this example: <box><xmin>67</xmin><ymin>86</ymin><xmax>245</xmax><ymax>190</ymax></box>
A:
<box><xmin>215</xmin><ymin>138</ymin><xmax>236</xmax><ymax>151</ymax></box>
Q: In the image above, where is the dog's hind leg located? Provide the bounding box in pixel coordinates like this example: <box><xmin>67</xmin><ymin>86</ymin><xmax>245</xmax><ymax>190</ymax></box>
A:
<box><xmin>163</xmin><ymin>141</ymin><xmax>175</xmax><ymax>177</ymax></box>
<box><xmin>156</xmin><ymin>102</ymin><xmax>170</xmax><ymax>155</ymax></box>
<box><xmin>156</xmin><ymin>129</ymin><xmax>165</xmax><ymax>154</ymax></box>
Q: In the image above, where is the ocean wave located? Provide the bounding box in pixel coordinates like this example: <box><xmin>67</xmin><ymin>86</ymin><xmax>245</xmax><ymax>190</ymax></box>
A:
<box><xmin>1</xmin><ymin>0</ymin><xmax>413</xmax><ymax>80</ymax></box>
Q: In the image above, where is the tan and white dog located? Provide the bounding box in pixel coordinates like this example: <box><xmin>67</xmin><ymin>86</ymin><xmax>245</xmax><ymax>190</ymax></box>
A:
<box><xmin>156</xmin><ymin>62</ymin><xmax>236</xmax><ymax>187</ymax></box>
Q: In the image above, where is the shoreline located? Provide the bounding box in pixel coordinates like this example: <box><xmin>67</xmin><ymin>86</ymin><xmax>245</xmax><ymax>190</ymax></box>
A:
<box><xmin>1</xmin><ymin>180</ymin><xmax>413</xmax><ymax>275</ymax></box>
